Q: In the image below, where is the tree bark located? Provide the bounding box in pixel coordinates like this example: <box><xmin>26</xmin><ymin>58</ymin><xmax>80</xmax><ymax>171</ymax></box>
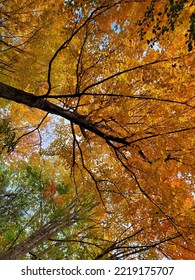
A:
<box><xmin>0</xmin><ymin>82</ymin><xmax>130</xmax><ymax>145</ymax></box>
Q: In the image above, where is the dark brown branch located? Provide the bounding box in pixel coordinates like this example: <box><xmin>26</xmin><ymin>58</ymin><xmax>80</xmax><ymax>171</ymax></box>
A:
<box><xmin>75</xmin><ymin>28</ymin><xmax>89</xmax><ymax>94</ymax></box>
<box><xmin>49</xmin><ymin>238</ymin><xmax>104</xmax><ymax>252</ymax></box>
<box><xmin>1</xmin><ymin>82</ymin><xmax>194</xmax><ymax>151</ymax></box>
<box><xmin>130</xmin><ymin>126</ymin><xmax>195</xmax><ymax>145</ymax></box>
<box><xmin>81</xmin><ymin>58</ymin><xmax>170</xmax><ymax>94</ymax></box>
<box><xmin>11</xmin><ymin>113</ymin><xmax>49</xmax><ymax>151</ymax></box>
<box><xmin>41</xmin><ymin>92</ymin><xmax>195</xmax><ymax>109</ymax></box>
<box><xmin>75</xmin><ymin>137</ymin><xmax>105</xmax><ymax>207</ymax></box>
<box><xmin>95</xmin><ymin>226</ymin><xmax>182</xmax><ymax>260</ymax></box>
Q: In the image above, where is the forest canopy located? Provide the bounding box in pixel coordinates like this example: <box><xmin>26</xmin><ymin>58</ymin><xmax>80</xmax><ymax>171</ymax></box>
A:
<box><xmin>0</xmin><ymin>0</ymin><xmax>195</xmax><ymax>260</ymax></box>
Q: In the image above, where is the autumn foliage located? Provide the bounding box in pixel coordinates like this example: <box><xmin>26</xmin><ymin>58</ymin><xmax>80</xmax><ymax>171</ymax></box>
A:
<box><xmin>0</xmin><ymin>0</ymin><xmax>195</xmax><ymax>260</ymax></box>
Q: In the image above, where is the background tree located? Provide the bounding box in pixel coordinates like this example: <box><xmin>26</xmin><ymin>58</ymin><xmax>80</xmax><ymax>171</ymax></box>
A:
<box><xmin>0</xmin><ymin>0</ymin><xmax>195</xmax><ymax>259</ymax></box>
<box><xmin>0</xmin><ymin>161</ymin><xmax>103</xmax><ymax>260</ymax></box>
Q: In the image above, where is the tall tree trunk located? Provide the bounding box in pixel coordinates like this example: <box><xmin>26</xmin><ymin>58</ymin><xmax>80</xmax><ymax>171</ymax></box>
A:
<box><xmin>0</xmin><ymin>200</ymin><xmax>82</xmax><ymax>259</ymax></box>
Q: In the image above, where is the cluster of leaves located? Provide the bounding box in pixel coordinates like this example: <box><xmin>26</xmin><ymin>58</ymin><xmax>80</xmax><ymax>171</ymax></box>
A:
<box><xmin>0</xmin><ymin>118</ymin><xmax>16</xmax><ymax>153</ymax></box>
<box><xmin>42</xmin><ymin>183</ymin><xmax>69</xmax><ymax>206</ymax></box>
<box><xmin>186</xmin><ymin>12</ymin><xmax>195</xmax><ymax>51</ymax></box>
<box><xmin>137</xmin><ymin>0</ymin><xmax>195</xmax><ymax>51</ymax></box>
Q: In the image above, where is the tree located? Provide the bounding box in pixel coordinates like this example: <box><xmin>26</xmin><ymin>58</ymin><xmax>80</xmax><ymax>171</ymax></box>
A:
<box><xmin>0</xmin><ymin>0</ymin><xmax>195</xmax><ymax>259</ymax></box>
<box><xmin>0</xmin><ymin>162</ymin><xmax>103</xmax><ymax>260</ymax></box>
